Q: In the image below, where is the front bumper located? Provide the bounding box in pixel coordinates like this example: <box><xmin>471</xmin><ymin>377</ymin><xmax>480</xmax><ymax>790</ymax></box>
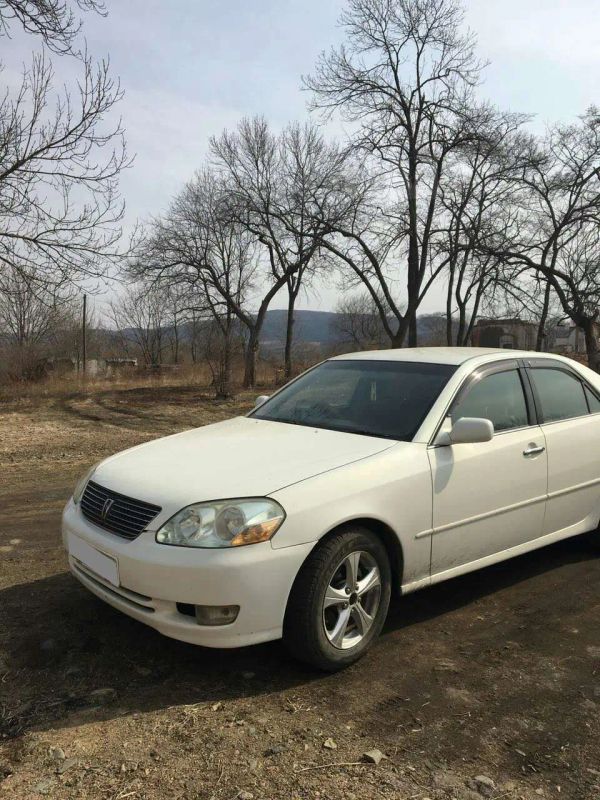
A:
<box><xmin>62</xmin><ymin>500</ymin><xmax>314</xmax><ymax>648</ymax></box>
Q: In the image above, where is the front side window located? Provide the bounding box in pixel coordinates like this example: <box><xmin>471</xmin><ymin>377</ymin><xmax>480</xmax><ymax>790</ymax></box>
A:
<box><xmin>451</xmin><ymin>369</ymin><xmax>528</xmax><ymax>433</ymax></box>
<box><xmin>252</xmin><ymin>360</ymin><xmax>456</xmax><ymax>441</ymax></box>
<box><xmin>530</xmin><ymin>368</ymin><xmax>589</xmax><ymax>423</ymax></box>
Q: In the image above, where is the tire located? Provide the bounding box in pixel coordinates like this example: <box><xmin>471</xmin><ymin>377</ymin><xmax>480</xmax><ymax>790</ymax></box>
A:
<box><xmin>283</xmin><ymin>526</ymin><xmax>392</xmax><ymax>671</ymax></box>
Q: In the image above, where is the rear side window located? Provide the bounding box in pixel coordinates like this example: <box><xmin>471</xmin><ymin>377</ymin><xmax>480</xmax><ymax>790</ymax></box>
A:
<box><xmin>530</xmin><ymin>368</ymin><xmax>588</xmax><ymax>422</ymax></box>
<box><xmin>584</xmin><ymin>385</ymin><xmax>600</xmax><ymax>413</ymax></box>
<box><xmin>451</xmin><ymin>369</ymin><xmax>528</xmax><ymax>432</ymax></box>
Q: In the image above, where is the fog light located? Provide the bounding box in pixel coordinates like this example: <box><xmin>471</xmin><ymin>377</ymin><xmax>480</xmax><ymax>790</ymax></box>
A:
<box><xmin>194</xmin><ymin>605</ymin><xmax>240</xmax><ymax>626</ymax></box>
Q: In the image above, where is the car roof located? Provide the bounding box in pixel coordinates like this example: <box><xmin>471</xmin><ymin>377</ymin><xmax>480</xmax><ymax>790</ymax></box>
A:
<box><xmin>330</xmin><ymin>347</ymin><xmax>562</xmax><ymax>367</ymax></box>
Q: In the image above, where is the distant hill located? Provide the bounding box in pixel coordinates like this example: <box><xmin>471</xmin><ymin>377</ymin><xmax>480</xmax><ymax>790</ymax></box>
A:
<box><xmin>260</xmin><ymin>309</ymin><xmax>338</xmax><ymax>345</ymax></box>
<box><xmin>260</xmin><ymin>309</ymin><xmax>448</xmax><ymax>346</ymax></box>
<box><xmin>106</xmin><ymin>309</ymin><xmax>450</xmax><ymax>351</ymax></box>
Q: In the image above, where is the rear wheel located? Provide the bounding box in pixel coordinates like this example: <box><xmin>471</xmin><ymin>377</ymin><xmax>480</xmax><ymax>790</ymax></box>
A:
<box><xmin>283</xmin><ymin>527</ymin><xmax>392</xmax><ymax>671</ymax></box>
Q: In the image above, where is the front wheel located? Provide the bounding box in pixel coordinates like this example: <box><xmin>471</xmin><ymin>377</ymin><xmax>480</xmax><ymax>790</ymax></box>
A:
<box><xmin>283</xmin><ymin>527</ymin><xmax>392</xmax><ymax>671</ymax></box>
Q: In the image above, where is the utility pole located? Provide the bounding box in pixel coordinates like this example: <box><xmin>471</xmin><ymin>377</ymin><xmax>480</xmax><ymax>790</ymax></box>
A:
<box><xmin>82</xmin><ymin>293</ymin><xmax>87</xmax><ymax>376</ymax></box>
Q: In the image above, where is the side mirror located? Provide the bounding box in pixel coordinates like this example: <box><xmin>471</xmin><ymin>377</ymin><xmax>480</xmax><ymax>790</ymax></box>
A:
<box><xmin>449</xmin><ymin>416</ymin><xmax>494</xmax><ymax>444</ymax></box>
<box><xmin>255</xmin><ymin>395</ymin><xmax>270</xmax><ymax>408</ymax></box>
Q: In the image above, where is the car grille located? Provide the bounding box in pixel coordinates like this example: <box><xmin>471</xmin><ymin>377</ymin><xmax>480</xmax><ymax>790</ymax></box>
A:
<box><xmin>80</xmin><ymin>480</ymin><xmax>161</xmax><ymax>541</ymax></box>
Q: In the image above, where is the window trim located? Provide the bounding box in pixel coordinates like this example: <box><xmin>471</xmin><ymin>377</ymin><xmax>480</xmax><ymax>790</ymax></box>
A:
<box><xmin>428</xmin><ymin>360</ymin><xmax>536</xmax><ymax>446</ymax></box>
<box><xmin>584</xmin><ymin>383</ymin><xmax>600</xmax><ymax>415</ymax></box>
<box><xmin>523</xmin><ymin>359</ymin><xmax>596</xmax><ymax>425</ymax></box>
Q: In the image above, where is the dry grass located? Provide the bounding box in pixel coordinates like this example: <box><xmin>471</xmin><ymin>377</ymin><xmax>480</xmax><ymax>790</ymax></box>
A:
<box><xmin>0</xmin><ymin>358</ymin><xmax>288</xmax><ymax>405</ymax></box>
<box><xmin>0</xmin><ymin>385</ymin><xmax>259</xmax><ymax>474</ymax></box>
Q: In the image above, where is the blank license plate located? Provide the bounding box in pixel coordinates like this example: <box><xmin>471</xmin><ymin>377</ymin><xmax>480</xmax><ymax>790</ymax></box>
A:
<box><xmin>69</xmin><ymin>534</ymin><xmax>119</xmax><ymax>587</ymax></box>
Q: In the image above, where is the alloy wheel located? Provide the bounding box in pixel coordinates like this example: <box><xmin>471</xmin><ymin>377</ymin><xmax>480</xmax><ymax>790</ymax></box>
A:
<box><xmin>322</xmin><ymin>550</ymin><xmax>382</xmax><ymax>650</ymax></box>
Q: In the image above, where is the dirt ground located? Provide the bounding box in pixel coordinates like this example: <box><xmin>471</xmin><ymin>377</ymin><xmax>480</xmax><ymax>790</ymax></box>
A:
<box><xmin>1</xmin><ymin>382</ymin><xmax>600</xmax><ymax>800</ymax></box>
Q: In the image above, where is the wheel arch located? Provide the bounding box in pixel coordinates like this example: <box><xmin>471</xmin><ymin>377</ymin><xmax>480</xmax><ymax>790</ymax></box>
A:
<box><xmin>338</xmin><ymin>517</ymin><xmax>404</xmax><ymax>592</ymax></box>
<box><xmin>294</xmin><ymin>517</ymin><xmax>404</xmax><ymax>595</ymax></box>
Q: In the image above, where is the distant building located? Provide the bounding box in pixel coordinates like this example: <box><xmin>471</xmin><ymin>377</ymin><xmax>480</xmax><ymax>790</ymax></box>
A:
<box><xmin>97</xmin><ymin>358</ymin><xmax>138</xmax><ymax>376</ymax></box>
<box><xmin>546</xmin><ymin>324</ymin><xmax>589</xmax><ymax>354</ymax></box>
<box><xmin>470</xmin><ymin>318</ymin><xmax>538</xmax><ymax>350</ymax></box>
<box><xmin>45</xmin><ymin>356</ymin><xmax>138</xmax><ymax>376</ymax></box>
<box><xmin>471</xmin><ymin>317</ymin><xmax>600</xmax><ymax>356</ymax></box>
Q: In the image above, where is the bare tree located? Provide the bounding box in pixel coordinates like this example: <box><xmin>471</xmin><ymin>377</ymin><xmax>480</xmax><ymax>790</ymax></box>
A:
<box><xmin>130</xmin><ymin>168</ymin><xmax>258</xmax><ymax>396</ymax></box>
<box><xmin>483</xmin><ymin>109</ymin><xmax>600</xmax><ymax>371</ymax></box>
<box><xmin>277</xmin><ymin>123</ymin><xmax>335</xmax><ymax>377</ymax></box>
<box><xmin>55</xmin><ymin>296</ymin><xmax>103</xmax><ymax>368</ymax></box>
<box><xmin>158</xmin><ymin>281</ymin><xmax>190</xmax><ymax>365</ymax></box>
<box><xmin>198</xmin><ymin>315</ymin><xmax>244</xmax><ymax>398</ymax></box>
<box><xmin>306</xmin><ymin>0</ymin><xmax>486</xmax><ymax>346</ymax></box>
<box><xmin>183</xmin><ymin>307</ymin><xmax>208</xmax><ymax>365</ymax></box>
<box><xmin>306</xmin><ymin>161</ymin><xmax>406</xmax><ymax>347</ymax></box>
<box><xmin>211</xmin><ymin>117</ymin><xmax>346</xmax><ymax>383</ymax></box>
<box><xmin>210</xmin><ymin>119</ymin><xmax>292</xmax><ymax>386</ymax></box>
<box><xmin>331</xmin><ymin>291</ymin><xmax>389</xmax><ymax>349</ymax></box>
<box><xmin>0</xmin><ymin>55</ymin><xmax>131</xmax><ymax>292</ymax></box>
<box><xmin>0</xmin><ymin>264</ymin><xmax>75</xmax><ymax>377</ymax></box>
<box><xmin>134</xmin><ymin>123</ymin><xmax>357</xmax><ymax>389</ymax></box>
<box><xmin>0</xmin><ymin>0</ymin><xmax>105</xmax><ymax>54</ymax></box>
<box><xmin>438</xmin><ymin>112</ymin><xmax>530</xmax><ymax>344</ymax></box>
<box><xmin>109</xmin><ymin>282</ymin><xmax>168</xmax><ymax>367</ymax></box>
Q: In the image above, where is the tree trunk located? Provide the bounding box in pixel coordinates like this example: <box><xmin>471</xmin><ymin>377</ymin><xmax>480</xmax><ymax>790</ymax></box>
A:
<box><xmin>536</xmin><ymin>281</ymin><xmax>551</xmax><ymax>352</ymax></box>
<box><xmin>242</xmin><ymin>298</ymin><xmax>274</xmax><ymax>388</ymax></box>
<box><xmin>216</xmin><ymin>330</ymin><xmax>233</xmax><ymax>399</ymax></box>
<box><xmin>408</xmin><ymin>310</ymin><xmax>418</xmax><ymax>347</ymax></box>
<box><xmin>243</xmin><ymin>327</ymin><xmax>259</xmax><ymax>388</ymax></box>
<box><xmin>390</xmin><ymin>317</ymin><xmax>409</xmax><ymax>349</ymax></box>
<box><xmin>582</xmin><ymin>320</ymin><xmax>600</xmax><ymax>373</ymax></box>
<box><xmin>456</xmin><ymin>305</ymin><xmax>467</xmax><ymax>345</ymax></box>
<box><xmin>173</xmin><ymin>326</ymin><xmax>179</xmax><ymax>364</ymax></box>
<box><xmin>406</xmin><ymin>145</ymin><xmax>419</xmax><ymax>349</ymax></box>
<box><xmin>446</xmin><ymin>281</ymin><xmax>454</xmax><ymax>345</ymax></box>
<box><xmin>284</xmin><ymin>292</ymin><xmax>296</xmax><ymax>380</ymax></box>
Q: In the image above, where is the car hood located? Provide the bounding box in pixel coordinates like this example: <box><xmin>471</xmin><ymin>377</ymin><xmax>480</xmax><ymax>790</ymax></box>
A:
<box><xmin>92</xmin><ymin>416</ymin><xmax>396</xmax><ymax>517</ymax></box>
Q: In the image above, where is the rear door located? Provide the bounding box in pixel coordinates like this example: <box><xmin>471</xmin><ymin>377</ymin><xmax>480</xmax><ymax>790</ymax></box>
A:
<box><xmin>525</xmin><ymin>360</ymin><xmax>600</xmax><ymax>536</ymax></box>
<box><xmin>428</xmin><ymin>361</ymin><xmax>548</xmax><ymax>578</ymax></box>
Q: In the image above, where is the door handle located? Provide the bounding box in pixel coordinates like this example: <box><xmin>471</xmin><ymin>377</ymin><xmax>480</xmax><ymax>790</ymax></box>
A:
<box><xmin>523</xmin><ymin>445</ymin><xmax>545</xmax><ymax>457</ymax></box>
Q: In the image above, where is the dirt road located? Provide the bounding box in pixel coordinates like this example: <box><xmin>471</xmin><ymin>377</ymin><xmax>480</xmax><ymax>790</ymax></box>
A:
<box><xmin>1</xmin><ymin>384</ymin><xmax>600</xmax><ymax>799</ymax></box>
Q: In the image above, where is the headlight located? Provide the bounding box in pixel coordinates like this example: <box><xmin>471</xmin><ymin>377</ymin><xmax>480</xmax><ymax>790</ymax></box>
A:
<box><xmin>72</xmin><ymin>463</ymin><xmax>99</xmax><ymax>504</ymax></box>
<box><xmin>156</xmin><ymin>498</ymin><xmax>285</xmax><ymax>548</ymax></box>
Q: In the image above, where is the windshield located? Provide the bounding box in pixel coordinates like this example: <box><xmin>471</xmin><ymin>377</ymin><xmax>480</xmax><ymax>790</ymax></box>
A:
<box><xmin>251</xmin><ymin>359</ymin><xmax>456</xmax><ymax>441</ymax></box>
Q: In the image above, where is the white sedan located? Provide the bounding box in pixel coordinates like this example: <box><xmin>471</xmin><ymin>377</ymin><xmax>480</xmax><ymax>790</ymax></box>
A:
<box><xmin>62</xmin><ymin>347</ymin><xmax>600</xmax><ymax>670</ymax></box>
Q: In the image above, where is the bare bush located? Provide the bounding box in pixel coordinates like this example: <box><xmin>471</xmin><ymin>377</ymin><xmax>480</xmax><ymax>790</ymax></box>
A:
<box><xmin>0</xmin><ymin>265</ymin><xmax>76</xmax><ymax>378</ymax></box>
<box><xmin>331</xmin><ymin>292</ymin><xmax>389</xmax><ymax>350</ymax></box>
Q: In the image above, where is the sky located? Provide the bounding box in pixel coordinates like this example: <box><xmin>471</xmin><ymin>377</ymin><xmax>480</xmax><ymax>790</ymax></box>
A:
<box><xmin>3</xmin><ymin>0</ymin><xmax>600</xmax><ymax>316</ymax></box>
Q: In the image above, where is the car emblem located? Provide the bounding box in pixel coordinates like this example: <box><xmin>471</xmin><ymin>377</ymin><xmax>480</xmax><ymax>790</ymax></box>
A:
<box><xmin>101</xmin><ymin>498</ymin><xmax>114</xmax><ymax>520</ymax></box>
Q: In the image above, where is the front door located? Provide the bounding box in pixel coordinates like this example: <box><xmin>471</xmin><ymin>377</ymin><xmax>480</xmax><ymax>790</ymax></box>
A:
<box><xmin>428</xmin><ymin>363</ymin><xmax>547</xmax><ymax>580</ymax></box>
